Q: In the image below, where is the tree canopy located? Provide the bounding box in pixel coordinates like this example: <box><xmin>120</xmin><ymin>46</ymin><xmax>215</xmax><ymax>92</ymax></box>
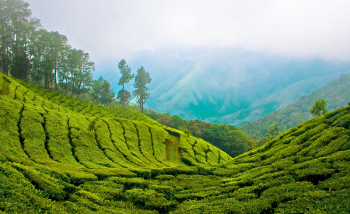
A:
<box><xmin>310</xmin><ymin>98</ymin><xmax>328</xmax><ymax>117</ymax></box>
<box><xmin>91</xmin><ymin>76</ymin><xmax>115</xmax><ymax>105</ymax></box>
<box><xmin>117</xmin><ymin>59</ymin><xmax>133</xmax><ymax>107</ymax></box>
<box><xmin>133</xmin><ymin>66</ymin><xmax>151</xmax><ymax>113</ymax></box>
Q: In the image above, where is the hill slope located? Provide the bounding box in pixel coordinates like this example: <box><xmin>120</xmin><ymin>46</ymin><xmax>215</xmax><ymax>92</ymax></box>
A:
<box><xmin>240</xmin><ymin>73</ymin><xmax>350</xmax><ymax>140</ymax></box>
<box><xmin>1</xmin><ymin>72</ymin><xmax>350</xmax><ymax>213</ymax></box>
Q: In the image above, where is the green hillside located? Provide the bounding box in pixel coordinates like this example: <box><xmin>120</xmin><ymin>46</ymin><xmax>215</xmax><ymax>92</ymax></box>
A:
<box><xmin>239</xmin><ymin>73</ymin><xmax>350</xmax><ymax>140</ymax></box>
<box><xmin>1</xmin><ymin>72</ymin><xmax>350</xmax><ymax>213</ymax></box>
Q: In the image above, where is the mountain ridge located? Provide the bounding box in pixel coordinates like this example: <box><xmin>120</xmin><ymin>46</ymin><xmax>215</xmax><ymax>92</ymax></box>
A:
<box><xmin>208</xmin><ymin>73</ymin><xmax>342</xmax><ymax>125</ymax></box>
<box><xmin>239</xmin><ymin>73</ymin><xmax>350</xmax><ymax>140</ymax></box>
<box><xmin>146</xmin><ymin>48</ymin><xmax>350</xmax><ymax>124</ymax></box>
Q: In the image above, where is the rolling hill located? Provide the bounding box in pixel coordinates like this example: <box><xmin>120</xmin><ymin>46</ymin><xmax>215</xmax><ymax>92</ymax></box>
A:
<box><xmin>1</xmin><ymin>72</ymin><xmax>350</xmax><ymax>213</ymax></box>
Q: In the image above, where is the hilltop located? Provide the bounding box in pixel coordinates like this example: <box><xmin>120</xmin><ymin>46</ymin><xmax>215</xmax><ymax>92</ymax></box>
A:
<box><xmin>239</xmin><ymin>73</ymin><xmax>350</xmax><ymax>140</ymax></box>
<box><xmin>1</xmin><ymin>72</ymin><xmax>350</xmax><ymax>213</ymax></box>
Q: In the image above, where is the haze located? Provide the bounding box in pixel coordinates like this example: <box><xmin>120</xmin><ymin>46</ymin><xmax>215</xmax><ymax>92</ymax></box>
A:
<box><xmin>26</xmin><ymin>0</ymin><xmax>350</xmax><ymax>65</ymax></box>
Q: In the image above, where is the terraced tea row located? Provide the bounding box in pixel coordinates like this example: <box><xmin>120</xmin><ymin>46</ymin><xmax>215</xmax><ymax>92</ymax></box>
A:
<box><xmin>0</xmin><ymin>98</ymin><xmax>229</xmax><ymax>168</ymax></box>
<box><xmin>16</xmin><ymin>78</ymin><xmax>160</xmax><ymax>126</ymax></box>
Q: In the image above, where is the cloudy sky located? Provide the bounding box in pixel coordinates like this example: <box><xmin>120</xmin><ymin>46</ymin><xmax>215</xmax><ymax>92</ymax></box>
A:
<box><xmin>25</xmin><ymin>0</ymin><xmax>350</xmax><ymax>85</ymax></box>
<box><xmin>26</xmin><ymin>0</ymin><xmax>350</xmax><ymax>60</ymax></box>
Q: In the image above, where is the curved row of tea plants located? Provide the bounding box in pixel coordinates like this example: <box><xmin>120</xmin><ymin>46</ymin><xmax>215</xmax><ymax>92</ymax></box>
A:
<box><xmin>17</xmin><ymin>78</ymin><xmax>161</xmax><ymax>127</ymax></box>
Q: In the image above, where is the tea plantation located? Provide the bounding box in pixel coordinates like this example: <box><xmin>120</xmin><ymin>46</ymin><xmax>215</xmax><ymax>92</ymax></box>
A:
<box><xmin>1</xmin><ymin>72</ymin><xmax>350</xmax><ymax>213</ymax></box>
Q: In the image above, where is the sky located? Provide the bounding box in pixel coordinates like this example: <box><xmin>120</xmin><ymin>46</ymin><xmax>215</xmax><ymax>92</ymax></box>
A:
<box><xmin>25</xmin><ymin>0</ymin><xmax>350</xmax><ymax>81</ymax></box>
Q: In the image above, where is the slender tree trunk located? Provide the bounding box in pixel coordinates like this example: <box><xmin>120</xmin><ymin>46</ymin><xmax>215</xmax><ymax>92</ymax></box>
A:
<box><xmin>1</xmin><ymin>41</ymin><xmax>8</xmax><ymax>75</ymax></box>
<box><xmin>140</xmin><ymin>95</ymin><xmax>143</xmax><ymax>113</ymax></box>
<box><xmin>65</xmin><ymin>78</ymin><xmax>68</xmax><ymax>94</ymax></box>
<box><xmin>25</xmin><ymin>57</ymin><xmax>31</xmax><ymax>82</ymax></box>
<box><xmin>45</xmin><ymin>73</ymin><xmax>48</xmax><ymax>88</ymax></box>
<box><xmin>54</xmin><ymin>60</ymin><xmax>57</xmax><ymax>89</ymax></box>
<box><xmin>122</xmin><ymin>84</ymin><xmax>125</xmax><ymax>108</ymax></box>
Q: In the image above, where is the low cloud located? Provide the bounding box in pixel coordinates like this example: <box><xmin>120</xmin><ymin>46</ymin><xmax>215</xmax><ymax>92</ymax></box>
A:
<box><xmin>27</xmin><ymin>0</ymin><xmax>350</xmax><ymax>64</ymax></box>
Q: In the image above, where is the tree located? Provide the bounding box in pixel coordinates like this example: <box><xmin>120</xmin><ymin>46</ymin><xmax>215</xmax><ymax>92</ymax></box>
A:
<box><xmin>91</xmin><ymin>76</ymin><xmax>115</xmax><ymax>105</ymax></box>
<box><xmin>117</xmin><ymin>89</ymin><xmax>131</xmax><ymax>106</ymax></box>
<box><xmin>49</xmin><ymin>31</ymin><xmax>68</xmax><ymax>89</ymax></box>
<box><xmin>117</xmin><ymin>59</ymin><xmax>134</xmax><ymax>107</ymax></box>
<box><xmin>310</xmin><ymin>98</ymin><xmax>328</xmax><ymax>117</ymax></box>
<box><xmin>75</xmin><ymin>52</ymin><xmax>94</xmax><ymax>97</ymax></box>
<box><xmin>133</xmin><ymin>66</ymin><xmax>151</xmax><ymax>113</ymax></box>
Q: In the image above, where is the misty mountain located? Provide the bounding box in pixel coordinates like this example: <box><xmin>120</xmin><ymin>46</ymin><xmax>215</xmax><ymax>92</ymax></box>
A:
<box><xmin>206</xmin><ymin>74</ymin><xmax>339</xmax><ymax>125</ymax></box>
<box><xmin>239</xmin><ymin>73</ymin><xmax>350</xmax><ymax>140</ymax></box>
<box><xmin>143</xmin><ymin>48</ymin><xmax>350</xmax><ymax>124</ymax></box>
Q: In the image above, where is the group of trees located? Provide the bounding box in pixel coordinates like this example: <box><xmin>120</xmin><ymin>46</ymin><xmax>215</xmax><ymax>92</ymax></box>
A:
<box><xmin>117</xmin><ymin>59</ymin><xmax>151</xmax><ymax>113</ymax></box>
<box><xmin>1</xmin><ymin>0</ymin><xmax>96</xmax><ymax>96</ymax></box>
<box><xmin>0</xmin><ymin>0</ymin><xmax>152</xmax><ymax>109</ymax></box>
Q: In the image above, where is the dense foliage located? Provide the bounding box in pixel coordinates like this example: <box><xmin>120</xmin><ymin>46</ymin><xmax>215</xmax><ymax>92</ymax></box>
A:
<box><xmin>1</xmin><ymin>72</ymin><xmax>350</xmax><ymax>213</ymax></box>
<box><xmin>240</xmin><ymin>73</ymin><xmax>350</xmax><ymax>141</ymax></box>
<box><xmin>145</xmin><ymin>110</ymin><xmax>249</xmax><ymax>157</ymax></box>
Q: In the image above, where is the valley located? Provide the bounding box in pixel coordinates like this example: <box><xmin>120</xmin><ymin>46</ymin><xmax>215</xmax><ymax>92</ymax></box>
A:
<box><xmin>1</xmin><ymin>67</ymin><xmax>350</xmax><ymax>213</ymax></box>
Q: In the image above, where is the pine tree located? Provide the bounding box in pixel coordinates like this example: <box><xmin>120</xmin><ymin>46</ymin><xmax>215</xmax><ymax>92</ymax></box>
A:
<box><xmin>133</xmin><ymin>66</ymin><xmax>151</xmax><ymax>113</ymax></box>
<box><xmin>117</xmin><ymin>59</ymin><xmax>134</xmax><ymax>107</ymax></box>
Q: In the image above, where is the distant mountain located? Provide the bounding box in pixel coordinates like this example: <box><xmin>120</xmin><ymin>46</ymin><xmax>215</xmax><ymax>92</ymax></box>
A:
<box><xmin>145</xmin><ymin>47</ymin><xmax>350</xmax><ymax>123</ymax></box>
<box><xmin>239</xmin><ymin>73</ymin><xmax>350</xmax><ymax>139</ymax></box>
<box><xmin>207</xmin><ymin>74</ymin><xmax>340</xmax><ymax>125</ymax></box>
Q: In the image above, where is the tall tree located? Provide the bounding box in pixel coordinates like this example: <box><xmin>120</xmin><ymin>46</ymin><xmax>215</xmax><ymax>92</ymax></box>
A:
<box><xmin>0</xmin><ymin>0</ymin><xmax>38</xmax><ymax>78</ymax></box>
<box><xmin>57</xmin><ymin>44</ymin><xmax>72</xmax><ymax>93</ymax></box>
<box><xmin>61</xmin><ymin>48</ymin><xmax>93</xmax><ymax>95</ymax></box>
<box><xmin>30</xmin><ymin>29</ymin><xmax>55</xmax><ymax>87</ymax></box>
<box><xmin>117</xmin><ymin>59</ymin><xmax>133</xmax><ymax>107</ymax></box>
<box><xmin>76</xmin><ymin>52</ymin><xmax>94</xmax><ymax>97</ymax></box>
<box><xmin>49</xmin><ymin>31</ymin><xmax>68</xmax><ymax>89</ymax></box>
<box><xmin>133</xmin><ymin>66</ymin><xmax>151</xmax><ymax>113</ymax></box>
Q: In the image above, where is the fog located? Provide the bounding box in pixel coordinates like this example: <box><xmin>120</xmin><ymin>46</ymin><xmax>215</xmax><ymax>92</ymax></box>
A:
<box><xmin>26</xmin><ymin>0</ymin><xmax>350</xmax><ymax>64</ymax></box>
